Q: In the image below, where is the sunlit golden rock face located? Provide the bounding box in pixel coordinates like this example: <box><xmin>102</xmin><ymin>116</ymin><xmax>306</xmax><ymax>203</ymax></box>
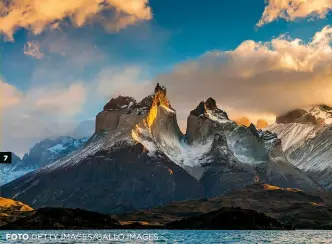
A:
<box><xmin>310</xmin><ymin>202</ymin><xmax>325</xmax><ymax>207</ymax></box>
<box><xmin>256</xmin><ymin>119</ymin><xmax>269</xmax><ymax>129</ymax></box>
<box><xmin>147</xmin><ymin>83</ymin><xmax>172</xmax><ymax>129</ymax></box>
<box><xmin>131</xmin><ymin>83</ymin><xmax>181</xmax><ymax>152</ymax></box>
<box><xmin>0</xmin><ymin>197</ymin><xmax>33</xmax><ymax>212</ymax></box>
<box><xmin>263</xmin><ymin>184</ymin><xmax>303</xmax><ymax>193</ymax></box>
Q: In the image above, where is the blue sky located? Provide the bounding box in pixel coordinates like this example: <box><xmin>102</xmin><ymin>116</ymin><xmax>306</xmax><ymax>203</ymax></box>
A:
<box><xmin>2</xmin><ymin>0</ymin><xmax>331</xmax><ymax>91</ymax></box>
<box><xmin>1</xmin><ymin>0</ymin><xmax>332</xmax><ymax>154</ymax></box>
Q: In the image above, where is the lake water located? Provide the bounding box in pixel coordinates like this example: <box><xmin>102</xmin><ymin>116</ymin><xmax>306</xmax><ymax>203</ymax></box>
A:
<box><xmin>1</xmin><ymin>230</ymin><xmax>332</xmax><ymax>243</ymax></box>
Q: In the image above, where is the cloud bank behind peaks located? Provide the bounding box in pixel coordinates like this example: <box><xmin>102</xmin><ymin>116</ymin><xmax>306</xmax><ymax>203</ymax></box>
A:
<box><xmin>257</xmin><ymin>0</ymin><xmax>332</xmax><ymax>27</ymax></box>
<box><xmin>156</xmin><ymin>25</ymin><xmax>332</xmax><ymax>122</ymax></box>
<box><xmin>0</xmin><ymin>0</ymin><xmax>152</xmax><ymax>40</ymax></box>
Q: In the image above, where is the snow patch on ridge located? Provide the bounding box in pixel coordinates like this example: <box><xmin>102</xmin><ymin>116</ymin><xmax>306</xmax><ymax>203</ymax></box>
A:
<box><xmin>205</xmin><ymin>110</ymin><xmax>229</xmax><ymax>124</ymax></box>
<box><xmin>308</xmin><ymin>106</ymin><xmax>332</xmax><ymax>124</ymax></box>
<box><xmin>266</xmin><ymin>123</ymin><xmax>318</xmax><ymax>151</ymax></box>
<box><xmin>162</xmin><ymin>138</ymin><xmax>213</xmax><ymax>167</ymax></box>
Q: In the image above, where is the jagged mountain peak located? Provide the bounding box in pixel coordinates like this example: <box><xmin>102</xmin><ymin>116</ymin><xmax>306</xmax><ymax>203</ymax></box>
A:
<box><xmin>276</xmin><ymin>109</ymin><xmax>318</xmax><ymax>125</ymax></box>
<box><xmin>190</xmin><ymin>98</ymin><xmax>229</xmax><ymax>121</ymax></box>
<box><xmin>103</xmin><ymin>96</ymin><xmax>136</xmax><ymax>111</ymax></box>
<box><xmin>307</xmin><ymin>104</ymin><xmax>332</xmax><ymax>125</ymax></box>
<box><xmin>154</xmin><ymin>82</ymin><xmax>167</xmax><ymax>94</ymax></box>
<box><xmin>276</xmin><ymin>104</ymin><xmax>332</xmax><ymax>125</ymax></box>
<box><xmin>205</xmin><ymin>97</ymin><xmax>217</xmax><ymax>110</ymax></box>
<box><xmin>150</xmin><ymin>83</ymin><xmax>173</xmax><ymax>110</ymax></box>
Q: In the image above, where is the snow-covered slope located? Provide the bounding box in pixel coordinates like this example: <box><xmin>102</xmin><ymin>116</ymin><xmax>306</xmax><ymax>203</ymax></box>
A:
<box><xmin>308</xmin><ymin>105</ymin><xmax>332</xmax><ymax>125</ymax></box>
<box><xmin>267</xmin><ymin>123</ymin><xmax>320</xmax><ymax>152</ymax></box>
<box><xmin>266</xmin><ymin>105</ymin><xmax>332</xmax><ymax>190</ymax></box>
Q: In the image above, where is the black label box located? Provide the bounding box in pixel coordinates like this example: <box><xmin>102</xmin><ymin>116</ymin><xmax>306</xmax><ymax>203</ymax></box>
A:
<box><xmin>0</xmin><ymin>152</ymin><xmax>12</xmax><ymax>164</ymax></box>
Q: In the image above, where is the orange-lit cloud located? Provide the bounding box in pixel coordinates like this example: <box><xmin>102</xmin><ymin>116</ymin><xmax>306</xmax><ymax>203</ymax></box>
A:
<box><xmin>235</xmin><ymin>117</ymin><xmax>250</xmax><ymax>127</ymax></box>
<box><xmin>154</xmin><ymin>25</ymin><xmax>332</xmax><ymax>125</ymax></box>
<box><xmin>256</xmin><ymin>119</ymin><xmax>269</xmax><ymax>129</ymax></box>
<box><xmin>0</xmin><ymin>80</ymin><xmax>22</xmax><ymax>108</ymax></box>
<box><xmin>257</xmin><ymin>0</ymin><xmax>332</xmax><ymax>27</ymax></box>
<box><xmin>0</xmin><ymin>0</ymin><xmax>152</xmax><ymax>41</ymax></box>
<box><xmin>24</xmin><ymin>42</ymin><xmax>44</xmax><ymax>59</ymax></box>
<box><xmin>2</xmin><ymin>81</ymin><xmax>87</xmax><ymax>117</ymax></box>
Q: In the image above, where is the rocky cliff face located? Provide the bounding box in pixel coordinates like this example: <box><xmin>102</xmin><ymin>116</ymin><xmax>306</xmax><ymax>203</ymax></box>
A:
<box><xmin>0</xmin><ymin>84</ymin><xmax>322</xmax><ymax>214</ymax></box>
<box><xmin>186</xmin><ymin>98</ymin><xmax>236</xmax><ymax>144</ymax></box>
<box><xmin>95</xmin><ymin>96</ymin><xmax>137</xmax><ymax>133</ymax></box>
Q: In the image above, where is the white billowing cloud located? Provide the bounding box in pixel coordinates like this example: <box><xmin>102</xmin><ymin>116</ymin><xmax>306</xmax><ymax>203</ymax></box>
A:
<box><xmin>1</xmin><ymin>81</ymin><xmax>87</xmax><ymax>155</ymax></box>
<box><xmin>257</xmin><ymin>0</ymin><xmax>332</xmax><ymax>27</ymax></box>
<box><xmin>154</xmin><ymin>25</ymin><xmax>332</xmax><ymax>124</ymax></box>
<box><xmin>97</xmin><ymin>66</ymin><xmax>153</xmax><ymax>101</ymax></box>
<box><xmin>24</xmin><ymin>41</ymin><xmax>45</xmax><ymax>59</ymax></box>
<box><xmin>0</xmin><ymin>0</ymin><xmax>152</xmax><ymax>41</ymax></box>
<box><xmin>33</xmin><ymin>83</ymin><xmax>87</xmax><ymax>116</ymax></box>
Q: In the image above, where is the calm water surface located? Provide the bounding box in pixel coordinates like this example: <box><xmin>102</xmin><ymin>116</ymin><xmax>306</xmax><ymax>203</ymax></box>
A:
<box><xmin>1</xmin><ymin>230</ymin><xmax>332</xmax><ymax>244</ymax></box>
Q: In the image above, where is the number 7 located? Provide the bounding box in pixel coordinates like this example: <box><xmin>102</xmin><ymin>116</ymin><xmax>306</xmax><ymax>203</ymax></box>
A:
<box><xmin>4</xmin><ymin>155</ymin><xmax>8</xmax><ymax>161</ymax></box>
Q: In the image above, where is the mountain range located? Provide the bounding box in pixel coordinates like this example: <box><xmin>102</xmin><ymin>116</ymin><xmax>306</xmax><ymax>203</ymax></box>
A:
<box><xmin>0</xmin><ymin>137</ymin><xmax>88</xmax><ymax>185</ymax></box>
<box><xmin>267</xmin><ymin>105</ymin><xmax>332</xmax><ymax>191</ymax></box>
<box><xmin>1</xmin><ymin>84</ymin><xmax>325</xmax><ymax>214</ymax></box>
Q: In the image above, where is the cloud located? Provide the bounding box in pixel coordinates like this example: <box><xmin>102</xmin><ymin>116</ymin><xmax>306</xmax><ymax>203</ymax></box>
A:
<box><xmin>1</xmin><ymin>81</ymin><xmax>87</xmax><ymax>155</ymax></box>
<box><xmin>24</xmin><ymin>41</ymin><xmax>45</xmax><ymax>59</ymax></box>
<box><xmin>0</xmin><ymin>80</ymin><xmax>22</xmax><ymax>108</ymax></box>
<box><xmin>0</xmin><ymin>0</ymin><xmax>152</xmax><ymax>41</ymax></box>
<box><xmin>33</xmin><ymin>83</ymin><xmax>87</xmax><ymax>117</ymax></box>
<box><xmin>257</xmin><ymin>0</ymin><xmax>332</xmax><ymax>27</ymax></box>
<box><xmin>96</xmin><ymin>66</ymin><xmax>153</xmax><ymax>100</ymax></box>
<box><xmin>153</xmin><ymin>25</ymin><xmax>332</xmax><ymax>124</ymax></box>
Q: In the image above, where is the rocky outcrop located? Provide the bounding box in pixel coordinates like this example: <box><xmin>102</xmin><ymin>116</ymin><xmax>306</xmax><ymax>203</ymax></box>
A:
<box><xmin>95</xmin><ymin>96</ymin><xmax>137</xmax><ymax>133</ymax></box>
<box><xmin>117</xmin><ymin>183</ymin><xmax>332</xmax><ymax>229</ymax></box>
<box><xmin>103</xmin><ymin>96</ymin><xmax>136</xmax><ymax>111</ymax></box>
<box><xmin>0</xmin><ymin>197</ymin><xmax>33</xmax><ymax>226</ymax></box>
<box><xmin>186</xmin><ymin>98</ymin><xmax>235</xmax><ymax>144</ymax></box>
<box><xmin>166</xmin><ymin>207</ymin><xmax>292</xmax><ymax>230</ymax></box>
<box><xmin>0</xmin><ymin>208</ymin><xmax>120</xmax><ymax>230</ymax></box>
<box><xmin>200</xmin><ymin>133</ymin><xmax>257</xmax><ymax>197</ymax></box>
